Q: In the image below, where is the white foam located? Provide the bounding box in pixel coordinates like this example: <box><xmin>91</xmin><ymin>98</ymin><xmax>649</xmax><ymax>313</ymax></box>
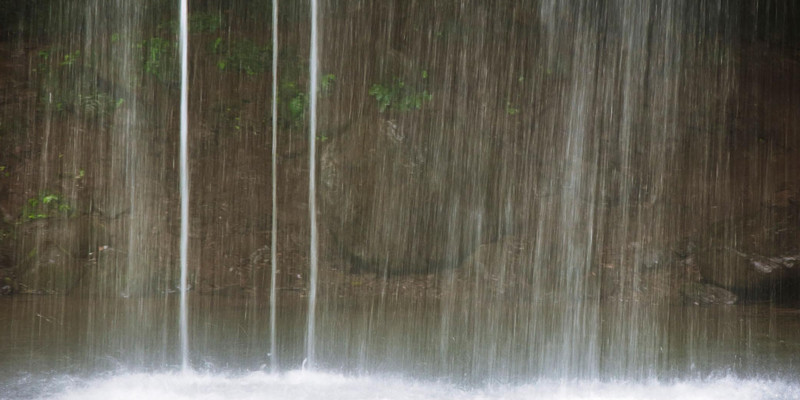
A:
<box><xmin>33</xmin><ymin>370</ymin><xmax>800</xmax><ymax>400</ymax></box>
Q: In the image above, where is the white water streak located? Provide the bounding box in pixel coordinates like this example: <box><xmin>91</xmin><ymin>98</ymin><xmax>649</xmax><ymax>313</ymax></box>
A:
<box><xmin>306</xmin><ymin>0</ymin><xmax>319</xmax><ymax>367</ymax></box>
<box><xmin>178</xmin><ymin>0</ymin><xmax>190</xmax><ymax>372</ymax></box>
<box><xmin>270</xmin><ymin>0</ymin><xmax>280</xmax><ymax>373</ymax></box>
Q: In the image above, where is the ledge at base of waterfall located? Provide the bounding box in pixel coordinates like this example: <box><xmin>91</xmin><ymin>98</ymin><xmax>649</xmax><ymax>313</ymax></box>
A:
<box><xmin>18</xmin><ymin>370</ymin><xmax>800</xmax><ymax>400</ymax></box>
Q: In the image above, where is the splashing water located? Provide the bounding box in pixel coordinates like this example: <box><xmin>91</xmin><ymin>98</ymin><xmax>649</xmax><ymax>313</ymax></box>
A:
<box><xmin>26</xmin><ymin>370</ymin><xmax>800</xmax><ymax>400</ymax></box>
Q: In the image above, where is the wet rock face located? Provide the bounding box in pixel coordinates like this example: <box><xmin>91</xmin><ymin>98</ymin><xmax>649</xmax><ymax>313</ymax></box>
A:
<box><xmin>15</xmin><ymin>218</ymin><xmax>91</xmax><ymax>294</ymax></box>
<box><xmin>319</xmin><ymin>117</ymin><xmax>496</xmax><ymax>275</ymax></box>
<box><xmin>458</xmin><ymin>237</ymin><xmax>530</xmax><ymax>297</ymax></box>
<box><xmin>680</xmin><ymin>282</ymin><xmax>737</xmax><ymax>305</ymax></box>
<box><xmin>13</xmin><ymin>214</ymin><xmax>173</xmax><ymax>297</ymax></box>
<box><xmin>695</xmin><ymin>204</ymin><xmax>800</xmax><ymax>297</ymax></box>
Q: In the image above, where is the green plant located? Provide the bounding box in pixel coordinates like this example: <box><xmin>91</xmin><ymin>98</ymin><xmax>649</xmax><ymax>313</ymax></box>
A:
<box><xmin>22</xmin><ymin>191</ymin><xmax>72</xmax><ymax>221</ymax></box>
<box><xmin>214</xmin><ymin>38</ymin><xmax>271</xmax><ymax>76</ymax></box>
<box><xmin>59</xmin><ymin>50</ymin><xmax>80</xmax><ymax>67</ymax></box>
<box><xmin>278</xmin><ymin>80</ymin><xmax>307</xmax><ymax>128</ymax></box>
<box><xmin>369</xmin><ymin>77</ymin><xmax>432</xmax><ymax>112</ymax></box>
<box><xmin>506</xmin><ymin>102</ymin><xmax>520</xmax><ymax>115</ymax></box>
<box><xmin>321</xmin><ymin>74</ymin><xmax>336</xmax><ymax>95</ymax></box>
<box><xmin>34</xmin><ymin>49</ymin><xmax>53</xmax><ymax>78</ymax></box>
<box><xmin>137</xmin><ymin>37</ymin><xmax>178</xmax><ymax>82</ymax></box>
<box><xmin>211</xmin><ymin>37</ymin><xmax>223</xmax><ymax>53</ymax></box>
<box><xmin>277</xmin><ymin>72</ymin><xmax>336</xmax><ymax>128</ymax></box>
<box><xmin>289</xmin><ymin>92</ymin><xmax>306</xmax><ymax>122</ymax></box>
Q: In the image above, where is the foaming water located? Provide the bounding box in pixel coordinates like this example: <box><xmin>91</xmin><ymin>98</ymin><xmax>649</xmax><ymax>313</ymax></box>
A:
<box><xmin>26</xmin><ymin>370</ymin><xmax>800</xmax><ymax>400</ymax></box>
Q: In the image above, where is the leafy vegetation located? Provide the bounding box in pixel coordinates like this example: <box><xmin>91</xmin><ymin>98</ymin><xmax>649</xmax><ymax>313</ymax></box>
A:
<box><xmin>505</xmin><ymin>102</ymin><xmax>520</xmax><ymax>115</ymax></box>
<box><xmin>321</xmin><ymin>74</ymin><xmax>336</xmax><ymax>95</ymax></box>
<box><xmin>279</xmin><ymin>73</ymin><xmax>336</xmax><ymax>128</ymax></box>
<box><xmin>22</xmin><ymin>192</ymin><xmax>72</xmax><ymax>221</ymax></box>
<box><xmin>35</xmin><ymin>48</ymin><xmax>125</xmax><ymax>119</ymax></box>
<box><xmin>59</xmin><ymin>50</ymin><xmax>81</xmax><ymax>67</ymax></box>
<box><xmin>369</xmin><ymin>73</ymin><xmax>432</xmax><ymax>112</ymax></box>
<box><xmin>281</xmin><ymin>80</ymin><xmax>306</xmax><ymax>127</ymax></box>
<box><xmin>136</xmin><ymin>37</ymin><xmax>179</xmax><ymax>82</ymax></box>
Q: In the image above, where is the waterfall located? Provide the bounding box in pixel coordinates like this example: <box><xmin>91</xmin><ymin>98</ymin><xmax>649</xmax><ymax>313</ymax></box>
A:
<box><xmin>305</xmin><ymin>0</ymin><xmax>320</xmax><ymax>368</ymax></box>
<box><xmin>178</xmin><ymin>0</ymin><xmax>191</xmax><ymax>372</ymax></box>
<box><xmin>2</xmin><ymin>1</ymin><xmax>800</xmax><ymax>398</ymax></box>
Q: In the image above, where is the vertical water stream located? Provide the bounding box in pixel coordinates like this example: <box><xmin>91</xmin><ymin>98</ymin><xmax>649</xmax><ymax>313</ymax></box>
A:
<box><xmin>178</xmin><ymin>0</ymin><xmax>190</xmax><ymax>372</ymax></box>
<box><xmin>305</xmin><ymin>0</ymin><xmax>320</xmax><ymax>368</ymax></box>
<box><xmin>270</xmin><ymin>0</ymin><xmax>280</xmax><ymax>372</ymax></box>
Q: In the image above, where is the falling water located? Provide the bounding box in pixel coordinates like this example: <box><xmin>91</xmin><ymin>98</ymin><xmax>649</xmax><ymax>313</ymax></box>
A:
<box><xmin>305</xmin><ymin>0</ymin><xmax>320</xmax><ymax>368</ymax></box>
<box><xmin>269</xmin><ymin>0</ymin><xmax>280</xmax><ymax>372</ymax></box>
<box><xmin>1</xmin><ymin>1</ymin><xmax>800</xmax><ymax>399</ymax></box>
<box><xmin>178</xmin><ymin>0</ymin><xmax>191</xmax><ymax>371</ymax></box>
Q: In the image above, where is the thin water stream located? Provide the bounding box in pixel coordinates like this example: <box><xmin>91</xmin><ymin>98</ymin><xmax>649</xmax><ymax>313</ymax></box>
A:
<box><xmin>178</xmin><ymin>0</ymin><xmax>191</xmax><ymax>372</ymax></box>
<box><xmin>305</xmin><ymin>0</ymin><xmax>319</xmax><ymax>368</ymax></box>
<box><xmin>269</xmin><ymin>0</ymin><xmax>280</xmax><ymax>374</ymax></box>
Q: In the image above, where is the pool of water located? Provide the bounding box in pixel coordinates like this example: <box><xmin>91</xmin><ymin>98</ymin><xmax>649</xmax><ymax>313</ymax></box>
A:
<box><xmin>2</xmin><ymin>295</ymin><xmax>800</xmax><ymax>399</ymax></box>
